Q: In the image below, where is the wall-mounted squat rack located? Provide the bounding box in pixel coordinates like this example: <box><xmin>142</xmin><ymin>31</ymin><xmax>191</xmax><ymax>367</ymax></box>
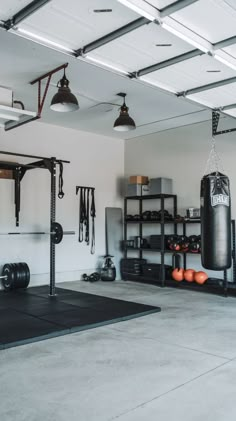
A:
<box><xmin>0</xmin><ymin>150</ymin><xmax>70</xmax><ymax>297</ymax></box>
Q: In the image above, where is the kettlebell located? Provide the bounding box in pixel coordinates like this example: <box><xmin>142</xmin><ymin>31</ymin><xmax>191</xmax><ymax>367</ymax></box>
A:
<box><xmin>100</xmin><ymin>255</ymin><xmax>116</xmax><ymax>282</ymax></box>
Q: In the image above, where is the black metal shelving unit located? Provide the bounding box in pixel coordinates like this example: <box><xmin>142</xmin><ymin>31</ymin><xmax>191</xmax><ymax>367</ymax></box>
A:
<box><xmin>123</xmin><ymin>194</ymin><xmax>236</xmax><ymax>296</ymax></box>
<box><xmin>124</xmin><ymin>194</ymin><xmax>177</xmax><ymax>287</ymax></box>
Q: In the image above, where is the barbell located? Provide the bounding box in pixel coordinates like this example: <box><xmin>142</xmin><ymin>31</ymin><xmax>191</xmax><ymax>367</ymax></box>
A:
<box><xmin>0</xmin><ymin>222</ymin><xmax>75</xmax><ymax>244</ymax></box>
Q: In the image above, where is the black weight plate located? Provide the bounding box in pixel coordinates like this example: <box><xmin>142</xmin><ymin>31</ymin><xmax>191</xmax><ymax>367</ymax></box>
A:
<box><xmin>15</xmin><ymin>263</ymin><xmax>27</xmax><ymax>288</ymax></box>
<box><xmin>12</xmin><ymin>262</ymin><xmax>30</xmax><ymax>289</ymax></box>
<box><xmin>9</xmin><ymin>263</ymin><xmax>24</xmax><ymax>289</ymax></box>
<box><xmin>2</xmin><ymin>263</ymin><xmax>15</xmax><ymax>291</ymax></box>
<box><xmin>20</xmin><ymin>262</ymin><xmax>30</xmax><ymax>288</ymax></box>
<box><xmin>11</xmin><ymin>263</ymin><xmax>20</xmax><ymax>287</ymax></box>
<box><xmin>18</xmin><ymin>263</ymin><xmax>27</xmax><ymax>286</ymax></box>
<box><xmin>16</xmin><ymin>263</ymin><xmax>29</xmax><ymax>289</ymax></box>
<box><xmin>51</xmin><ymin>222</ymin><xmax>63</xmax><ymax>244</ymax></box>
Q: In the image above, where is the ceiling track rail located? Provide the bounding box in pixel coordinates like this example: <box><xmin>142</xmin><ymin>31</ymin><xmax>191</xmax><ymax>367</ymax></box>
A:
<box><xmin>212</xmin><ymin>110</ymin><xmax>236</xmax><ymax>136</ymax></box>
<box><xmin>222</xmin><ymin>103</ymin><xmax>236</xmax><ymax>111</ymax></box>
<box><xmin>214</xmin><ymin>35</ymin><xmax>236</xmax><ymax>50</ymax></box>
<box><xmin>3</xmin><ymin>0</ymin><xmax>51</xmax><ymax>30</ymax></box>
<box><xmin>137</xmin><ymin>49</ymin><xmax>202</xmax><ymax>77</ymax></box>
<box><xmin>75</xmin><ymin>17</ymin><xmax>150</xmax><ymax>56</ymax></box>
<box><xmin>179</xmin><ymin>75</ymin><xmax>236</xmax><ymax>97</ymax></box>
<box><xmin>160</xmin><ymin>0</ymin><xmax>199</xmax><ymax>17</ymax></box>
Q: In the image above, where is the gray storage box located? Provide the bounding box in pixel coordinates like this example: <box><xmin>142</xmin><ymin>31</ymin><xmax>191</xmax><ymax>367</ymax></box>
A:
<box><xmin>149</xmin><ymin>177</ymin><xmax>173</xmax><ymax>195</ymax></box>
<box><xmin>126</xmin><ymin>183</ymin><xmax>142</xmax><ymax>196</ymax></box>
<box><xmin>126</xmin><ymin>184</ymin><xmax>150</xmax><ymax>196</ymax></box>
<box><xmin>141</xmin><ymin>184</ymin><xmax>150</xmax><ymax>196</ymax></box>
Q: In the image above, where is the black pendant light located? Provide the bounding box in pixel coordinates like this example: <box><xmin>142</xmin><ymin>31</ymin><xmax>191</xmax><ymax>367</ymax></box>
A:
<box><xmin>50</xmin><ymin>68</ymin><xmax>79</xmax><ymax>112</ymax></box>
<box><xmin>113</xmin><ymin>93</ymin><xmax>136</xmax><ymax>131</ymax></box>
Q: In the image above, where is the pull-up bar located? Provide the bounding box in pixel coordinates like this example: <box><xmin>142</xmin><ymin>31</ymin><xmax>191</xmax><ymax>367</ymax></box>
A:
<box><xmin>0</xmin><ymin>150</ymin><xmax>70</xmax><ymax>164</ymax></box>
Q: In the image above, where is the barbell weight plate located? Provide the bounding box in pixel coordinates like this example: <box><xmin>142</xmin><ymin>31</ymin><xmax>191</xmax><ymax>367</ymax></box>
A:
<box><xmin>7</xmin><ymin>263</ymin><xmax>23</xmax><ymax>290</ymax></box>
<box><xmin>11</xmin><ymin>263</ymin><xmax>19</xmax><ymax>288</ymax></box>
<box><xmin>7</xmin><ymin>263</ymin><xmax>16</xmax><ymax>290</ymax></box>
<box><xmin>14</xmin><ymin>263</ymin><xmax>27</xmax><ymax>289</ymax></box>
<box><xmin>2</xmin><ymin>264</ymin><xmax>15</xmax><ymax>291</ymax></box>
<box><xmin>19</xmin><ymin>262</ymin><xmax>30</xmax><ymax>288</ymax></box>
<box><xmin>18</xmin><ymin>263</ymin><xmax>27</xmax><ymax>287</ymax></box>
<box><xmin>51</xmin><ymin>222</ymin><xmax>63</xmax><ymax>244</ymax></box>
<box><xmin>17</xmin><ymin>263</ymin><xmax>26</xmax><ymax>288</ymax></box>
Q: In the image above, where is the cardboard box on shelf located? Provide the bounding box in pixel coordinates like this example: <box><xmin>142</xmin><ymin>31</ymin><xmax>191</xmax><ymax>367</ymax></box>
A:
<box><xmin>129</xmin><ymin>175</ymin><xmax>149</xmax><ymax>185</ymax></box>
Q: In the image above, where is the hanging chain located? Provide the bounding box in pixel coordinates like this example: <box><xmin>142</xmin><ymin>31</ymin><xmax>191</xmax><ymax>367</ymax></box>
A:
<box><xmin>204</xmin><ymin>136</ymin><xmax>224</xmax><ymax>175</ymax></box>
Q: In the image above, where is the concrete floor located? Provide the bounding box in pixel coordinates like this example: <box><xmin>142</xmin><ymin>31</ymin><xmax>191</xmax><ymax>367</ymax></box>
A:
<box><xmin>1</xmin><ymin>280</ymin><xmax>236</xmax><ymax>421</ymax></box>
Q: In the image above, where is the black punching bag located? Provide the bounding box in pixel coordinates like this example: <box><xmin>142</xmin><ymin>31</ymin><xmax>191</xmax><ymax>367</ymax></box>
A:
<box><xmin>201</xmin><ymin>172</ymin><xmax>231</xmax><ymax>270</ymax></box>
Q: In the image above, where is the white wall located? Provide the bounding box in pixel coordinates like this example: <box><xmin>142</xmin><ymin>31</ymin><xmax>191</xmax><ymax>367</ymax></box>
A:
<box><xmin>125</xmin><ymin>121</ymin><xmax>236</xmax><ymax>281</ymax></box>
<box><xmin>0</xmin><ymin>121</ymin><xmax>124</xmax><ymax>286</ymax></box>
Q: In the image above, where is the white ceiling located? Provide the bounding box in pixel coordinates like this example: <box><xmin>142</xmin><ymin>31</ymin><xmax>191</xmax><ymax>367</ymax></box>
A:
<box><xmin>0</xmin><ymin>0</ymin><xmax>236</xmax><ymax>139</ymax></box>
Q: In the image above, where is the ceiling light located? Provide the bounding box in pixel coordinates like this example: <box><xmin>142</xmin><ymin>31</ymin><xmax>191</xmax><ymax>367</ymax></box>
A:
<box><xmin>139</xmin><ymin>76</ymin><xmax>177</xmax><ymax>94</ymax></box>
<box><xmin>50</xmin><ymin>69</ymin><xmax>79</xmax><ymax>112</ymax></box>
<box><xmin>214</xmin><ymin>53</ymin><xmax>236</xmax><ymax>71</ymax></box>
<box><xmin>116</xmin><ymin>0</ymin><xmax>160</xmax><ymax>21</ymax></box>
<box><xmin>85</xmin><ymin>55</ymin><xmax>129</xmax><ymax>76</ymax></box>
<box><xmin>16</xmin><ymin>28</ymin><xmax>74</xmax><ymax>53</ymax></box>
<box><xmin>161</xmin><ymin>21</ymin><xmax>210</xmax><ymax>53</ymax></box>
<box><xmin>113</xmin><ymin>93</ymin><xmax>136</xmax><ymax>131</ymax></box>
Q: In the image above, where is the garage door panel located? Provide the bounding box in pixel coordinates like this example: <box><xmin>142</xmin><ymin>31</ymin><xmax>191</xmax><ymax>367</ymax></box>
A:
<box><xmin>188</xmin><ymin>83</ymin><xmax>236</xmax><ymax>108</ymax></box>
<box><xmin>143</xmin><ymin>55</ymin><xmax>236</xmax><ymax>92</ymax></box>
<box><xmin>0</xmin><ymin>0</ymin><xmax>31</xmax><ymax>21</ymax></box>
<box><xmin>172</xmin><ymin>0</ymin><xmax>236</xmax><ymax>43</ymax></box>
<box><xmin>17</xmin><ymin>0</ymin><xmax>139</xmax><ymax>50</ymax></box>
<box><xmin>87</xmin><ymin>23</ymin><xmax>193</xmax><ymax>73</ymax></box>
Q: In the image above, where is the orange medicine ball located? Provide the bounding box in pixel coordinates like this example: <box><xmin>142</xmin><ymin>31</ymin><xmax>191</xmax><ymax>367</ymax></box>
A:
<box><xmin>194</xmin><ymin>271</ymin><xmax>208</xmax><ymax>284</ymax></box>
<box><xmin>172</xmin><ymin>268</ymin><xmax>184</xmax><ymax>282</ymax></box>
<box><xmin>184</xmin><ymin>269</ymin><xmax>195</xmax><ymax>282</ymax></box>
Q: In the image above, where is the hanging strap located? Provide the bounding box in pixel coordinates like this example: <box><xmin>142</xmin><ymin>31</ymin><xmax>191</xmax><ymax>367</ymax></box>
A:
<box><xmin>58</xmin><ymin>161</ymin><xmax>65</xmax><ymax>199</ymax></box>
<box><xmin>90</xmin><ymin>189</ymin><xmax>96</xmax><ymax>254</ymax></box>
<box><xmin>85</xmin><ymin>188</ymin><xmax>90</xmax><ymax>245</ymax></box>
<box><xmin>83</xmin><ymin>187</ymin><xmax>86</xmax><ymax>230</ymax></box>
<box><xmin>79</xmin><ymin>187</ymin><xmax>84</xmax><ymax>242</ymax></box>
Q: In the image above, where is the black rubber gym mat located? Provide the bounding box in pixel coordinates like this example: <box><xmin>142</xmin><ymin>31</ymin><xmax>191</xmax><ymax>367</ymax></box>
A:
<box><xmin>0</xmin><ymin>286</ymin><xmax>161</xmax><ymax>349</ymax></box>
